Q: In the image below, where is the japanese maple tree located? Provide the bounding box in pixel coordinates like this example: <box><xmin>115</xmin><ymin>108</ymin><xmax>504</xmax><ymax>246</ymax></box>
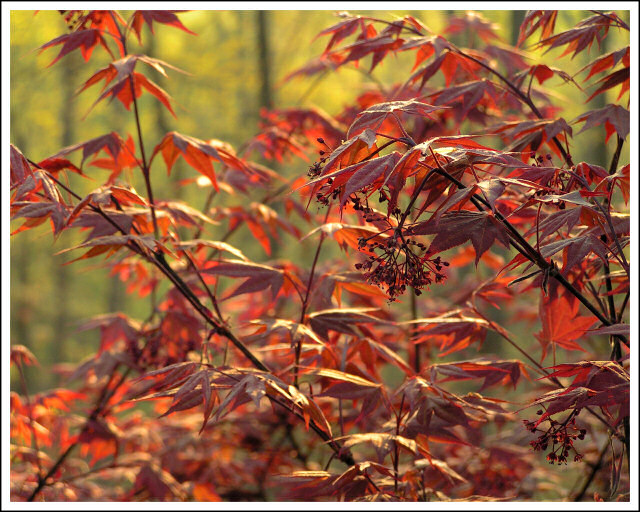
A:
<box><xmin>10</xmin><ymin>9</ymin><xmax>631</xmax><ymax>503</ymax></box>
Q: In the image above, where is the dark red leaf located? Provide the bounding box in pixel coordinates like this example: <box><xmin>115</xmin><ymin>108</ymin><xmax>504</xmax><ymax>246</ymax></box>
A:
<box><xmin>10</xmin><ymin>145</ymin><xmax>34</xmax><ymax>188</ymax></box>
<box><xmin>410</xmin><ymin>211</ymin><xmax>511</xmax><ymax>266</ymax></box>
<box><xmin>410</xmin><ymin>311</ymin><xmax>489</xmax><ymax>356</ymax></box>
<box><xmin>130</xmin><ymin>10</ymin><xmax>196</xmax><ymax>43</ymax></box>
<box><xmin>10</xmin><ymin>345</ymin><xmax>39</xmax><ymax>367</ymax></box>
<box><xmin>579</xmin><ymin>46</ymin><xmax>629</xmax><ymax>81</ymax></box>
<box><xmin>517</xmin><ymin>11</ymin><xmax>558</xmax><ymax>47</ymax></box>
<box><xmin>200</xmin><ymin>259</ymin><xmax>284</xmax><ymax>301</ymax></box>
<box><xmin>532</xmin><ymin>361</ymin><xmax>629</xmax><ymax>425</ymax></box>
<box><xmin>347</xmin><ymin>100</ymin><xmax>443</xmax><ymax>138</ymax></box>
<box><xmin>51</xmin><ymin>132</ymin><xmax>127</xmax><ymax>167</ymax></box>
<box><xmin>586</xmin><ymin>67</ymin><xmax>630</xmax><ymax>102</ymax></box>
<box><xmin>574</xmin><ymin>104</ymin><xmax>629</xmax><ymax>143</ymax></box>
<box><xmin>534</xmin><ymin>13</ymin><xmax>616</xmax><ymax>59</ymax></box>
<box><xmin>308</xmin><ymin>308</ymin><xmax>389</xmax><ymax>340</ymax></box>
<box><xmin>429</xmin><ymin>359</ymin><xmax>528</xmax><ymax>391</ymax></box>
<box><xmin>534</xmin><ymin>294</ymin><xmax>598</xmax><ymax>358</ymax></box>
<box><xmin>38</xmin><ymin>29</ymin><xmax>113</xmax><ymax>66</ymax></box>
<box><xmin>445</xmin><ymin>12</ymin><xmax>499</xmax><ymax>43</ymax></box>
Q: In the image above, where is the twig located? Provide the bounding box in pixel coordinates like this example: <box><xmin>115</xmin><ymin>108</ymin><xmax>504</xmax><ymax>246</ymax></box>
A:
<box><xmin>16</xmin><ymin>362</ymin><xmax>43</xmax><ymax>479</ymax></box>
<box><xmin>573</xmin><ymin>440</ymin><xmax>609</xmax><ymax>501</ymax></box>
<box><xmin>109</xmin><ymin>12</ymin><xmax>159</xmax><ymax>240</ymax></box>
<box><xmin>295</xmin><ymin>205</ymin><xmax>331</xmax><ymax>387</ymax></box>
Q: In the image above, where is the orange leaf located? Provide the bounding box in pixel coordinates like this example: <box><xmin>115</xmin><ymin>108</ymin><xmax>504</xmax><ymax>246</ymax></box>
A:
<box><xmin>535</xmin><ymin>294</ymin><xmax>597</xmax><ymax>359</ymax></box>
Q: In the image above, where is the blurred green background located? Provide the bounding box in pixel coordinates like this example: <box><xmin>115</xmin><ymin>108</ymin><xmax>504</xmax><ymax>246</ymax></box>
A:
<box><xmin>10</xmin><ymin>10</ymin><xmax>630</xmax><ymax>393</ymax></box>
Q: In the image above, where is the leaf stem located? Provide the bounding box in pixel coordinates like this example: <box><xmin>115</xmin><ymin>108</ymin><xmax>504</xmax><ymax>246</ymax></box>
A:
<box><xmin>182</xmin><ymin>249</ymin><xmax>225</xmax><ymax>324</ymax></box>
<box><xmin>295</xmin><ymin>205</ymin><xmax>332</xmax><ymax>387</ymax></box>
<box><xmin>410</xmin><ymin>290</ymin><xmax>420</xmax><ymax>373</ymax></box>
<box><xmin>108</xmin><ymin>11</ymin><xmax>159</xmax><ymax>240</ymax></box>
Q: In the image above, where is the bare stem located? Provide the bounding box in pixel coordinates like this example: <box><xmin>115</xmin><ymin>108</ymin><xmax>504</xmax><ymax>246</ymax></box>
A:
<box><xmin>573</xmin><ymin>440</ymin><xmax>609</xmax><ymax>501</ymax></box>
<box><xmin>410</xmin><ymin>290</ymin><xmax>419</xmax><ymax>373</ymax></box>
<box><xmin>295</xmin><ymin>205</ymin><xmax>332</xmax><ymax>387</ymax></box>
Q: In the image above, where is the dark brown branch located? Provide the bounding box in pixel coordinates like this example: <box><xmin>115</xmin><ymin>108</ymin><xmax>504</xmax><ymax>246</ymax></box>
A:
<box><xmin>573</xmin><ymin>440</ymin><xmax>609</xmax><ymax>501</ymax></box>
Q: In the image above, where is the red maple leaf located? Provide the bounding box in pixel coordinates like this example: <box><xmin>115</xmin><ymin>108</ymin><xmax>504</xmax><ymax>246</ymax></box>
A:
<box><xmin>410</xmin><ymin>211</ymin><xmax>511</xmax><ymax>266</ymax></box>
<box><xmin>573</xmin><ymin>104</ymin><xmax>629</xmax><ymax>143</ymax></box>
<box><xmin>130</xmin><ymin>10</ymin><xmax>196</xmax><ymax>43</ymax></box>
<box><xmin>534</xmin><ymin>294</ymin><xmax>598</xmax><ymax>359</ymax></box>
<box><xmin>79</xmin><ymin>55</ymin><xmax>183</xmax><ymax>117</ymax></box>
<box><xmin>347</xmin><ymin>99</ymin><xmax>444</xmax><ymax>138</ymax></box>
<box><xmin>38</xmin><ymin>29</ymin><xmax>114</xmax><ymax>67</ymax></box>
<box><xmin>151</xmin><ymin>132</ymin><xmax>250</xmax><ymax>191</ymax></box>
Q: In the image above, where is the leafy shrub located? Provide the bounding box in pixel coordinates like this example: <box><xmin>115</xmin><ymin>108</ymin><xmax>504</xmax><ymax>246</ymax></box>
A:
<box><xmin>10</xmin><ymin>9</ymin><xmax>630</xmax><ymax>502</ymax></box>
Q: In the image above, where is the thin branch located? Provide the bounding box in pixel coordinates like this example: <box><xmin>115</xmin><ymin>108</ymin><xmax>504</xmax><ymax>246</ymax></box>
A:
<box><xmin>573</xmin><ymin>440</ymin><xmax>609</xmax><ymax>501</ymax></box>
<box><xmin>585</xmin><ymin>280</ymin><xmax>609</xmax><ymax>318</ymax></box>
<box><xmin>616</xmin><ymin>291</ymin><xmax>629</xmax><ymax>323</ymax></box>
<box><xmin>182</xmin><ymin>249</ymin><xmax>224</xmax><ymax>323</ymax></box>
<box><xmin>16</xmin><ymin>362</ymin><xmax>43</xmax><ymax>479</ymax></box>
<box><xmin>295</xmin><ymin>205</ymin><xmax>332</xmax><ymax>387</ymax></box>
<box><xmin>106</xmin><ymin>11</ymin><xmax>159</xmax><ymax>241</ymax></box>
<box><xmin>410</xmin><ymin>290</ymin><xmax>420</xmax><ymax>374</ymax></box>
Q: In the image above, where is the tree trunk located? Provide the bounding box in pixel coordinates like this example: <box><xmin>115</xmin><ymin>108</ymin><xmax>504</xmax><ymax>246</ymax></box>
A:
<box><xmin>256</xmin><ymin>11</ymin><xmax>273</xmax><ymax>110</ymax></box>
<box><xmin>509</xmin><ymin>11</ymin><xmax>527</xmax><ymax>47</ymax></box>
<box><xmin>51</xmin><ymin>53</ymin><xmax>78</xmax><ymax>364</ymax></box>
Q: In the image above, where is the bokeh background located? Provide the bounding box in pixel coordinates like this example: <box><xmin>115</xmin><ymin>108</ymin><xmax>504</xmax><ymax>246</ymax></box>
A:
<box><xmin>10</xmin><ymin>9</ymin><xmax>630</xmax><ymax>392</ymax></box>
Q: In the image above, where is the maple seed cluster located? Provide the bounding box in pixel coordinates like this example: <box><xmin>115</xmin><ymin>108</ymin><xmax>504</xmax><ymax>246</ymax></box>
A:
<box><xmin>355</xmin><ymin>231</ymin><xmax>448</xmax><ymax>301</ymax></box>
<box><xmin>523</xmin><ymin>412</ymin><xmax>586</xmax><ymax>465</ymax></box>
<box><xmin>308</xmin><ymin>138</ymin><xmax>330</xmax><ymax>178</ymax></box>
<box><xmin>531</xmin><ymin>153</ymin><xmax>554</xmax><ymax>166</ymax></box>
<box><xmin>59</xmin><ymin>10</ymin><xmax>84</xmax><ymax>31</ymax></box>
<box><xmin>309</xmin><ymin>138</ymin><xmax>336</xmax><ymax>204</ymax></box>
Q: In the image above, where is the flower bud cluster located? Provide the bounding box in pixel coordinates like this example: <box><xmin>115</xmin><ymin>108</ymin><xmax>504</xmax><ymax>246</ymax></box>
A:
<box><xmin>523</xmin><ymin>411</ymin><xmax>585</xmax><ymax>465</ymax></box>
<box><xmin>355</xmin><ymin>232</ymin><xmax>448</xmax><ymax>302</ymax></box>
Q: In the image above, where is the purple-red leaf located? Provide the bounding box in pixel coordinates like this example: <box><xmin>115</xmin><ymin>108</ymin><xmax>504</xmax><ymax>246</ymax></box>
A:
<box><xmin>410</xmin><ymin>211</ymin><xmax>511</xmax><ymax>266</ymax></box>
<box><xmin>39</xmin><ymin>29</ymin><xmax>113</xmax><ymax>67</ymax></box>
<box><xmin>573</xmin><ymin>104</ymin><xmax>629</xmax><ymax>142</ymax></box>
<box><xmin>347</xmin><ymin>100</ymin><xmax>444</xmax><ymax>138</ymax></box>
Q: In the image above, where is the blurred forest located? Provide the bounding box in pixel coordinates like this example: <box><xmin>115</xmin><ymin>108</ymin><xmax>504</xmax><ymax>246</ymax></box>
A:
<box><xmin>10</xmin><ymin>9</ymin><xmax>630</xmax><ymax>392</ymax></box>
